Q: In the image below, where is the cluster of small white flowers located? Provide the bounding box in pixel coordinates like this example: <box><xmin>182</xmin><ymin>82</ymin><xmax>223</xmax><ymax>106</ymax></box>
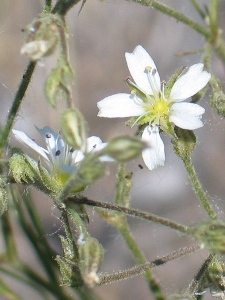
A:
<box><xmin>13</xmin><ymin>46</ymin><xmax>211</xmax><ymax>173</ymax></box>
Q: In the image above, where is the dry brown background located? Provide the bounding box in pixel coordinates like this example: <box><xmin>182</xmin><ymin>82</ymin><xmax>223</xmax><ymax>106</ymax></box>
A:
<box><xmin>1</xmin><ymin>0</ymin><xmax>225</xmax><ymax>299</ymax></box>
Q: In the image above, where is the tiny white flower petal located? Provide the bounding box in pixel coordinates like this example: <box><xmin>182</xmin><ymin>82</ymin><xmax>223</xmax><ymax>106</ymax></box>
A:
<box><xmin>125</xmin><ymin>45</ymin><xmax>161</xmax><ymax>94</ymax></box>
<box><xmin>86</xmin><ymin>136</ymin><xmax>113</xmax><ymax>162</ymax></box>
<box><xmin>12</xmin><ymin>129</ymin><xmax>50</xmax><ymax>162</ymax></box>
<box><xmin>86</xmin><ymin>136</ymin><xmax>103</xmax><ymax>152</ymax></box>
<box><xmin>37</xmin><ymin>127</ymin><xmax>65</xmax><ymax>155</ymax></box>
<box><xmin>97</xmin><ymin>94</ymin><xmax>145</xmax><ymax>118</ymax></box>
<box><xmin>170</xmin><ymin>102</ymin><xmax>205</xmax><ymax>130</ymax></box>
<box><xmin>170</xmin><ymin>64</ymin><xmax>211</xmax><ymax>101</ymax></box>
<box><xmin>141</xmin><ymin>126</ymin><xmax>165</xmax><ymax>170</ymax></box>
<box><xmin>72</xmin><ymin>150</ymin><xmax>84</xmax><ymax>163</ymax></box>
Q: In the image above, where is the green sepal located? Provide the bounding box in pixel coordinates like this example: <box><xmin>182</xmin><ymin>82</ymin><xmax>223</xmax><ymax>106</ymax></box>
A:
<box><xmin>78</xmin><ymin>237</ymin><xmax>104</xmax><ymax>287</ymax></box>
<box><xmin>105</xmin><ymin>135</ymin><xmax>146</xmax><ymax>163</ymax></box>
<box><xmin>9</xmin><ymin>149</ymin><xmax>36</xmax><ymax>184</ymax></box>
<box><xmin>61</xmin><ymin>108</ymin><xmax>88</xmax><ymax>152</ymax></box>
<box><xmin>210</xmin><ymin>77</ymin><xmax>225</xmax><ymax>117</ymax></box>
<box><xmin>37</xmin><ymin>160</ymin><xmax>61</xmax><ymax>197</ymax></box>
<box><xmin>56</xmin><ymin>255</ymin><xmax>83</xmax><ymax>287</ymax></box>
<box><xmin>165</xmin><ymin>66</ymin><xmax>187</xmax><ymax>98</ymax></box>
<box><xmin>21</xmin><ymin>13</ymin><xmax>63</xmax><ymax>60</ymax></box>
<box><xmin>61</xmin><ymin>153</ymin><xmax>105</xmax><ymax>195</ymax></box>
<box><xmin>193</xmin><ymin>220</ymin><xmax>225</xmax><ymax>255</ymax></box>
<box><xmin>172</xmin><ymin>127</ymin><xmax>197</xmax><ymax>161</ymax></box>
<box><xmin>45</xmin><ymin>58</ymin><xmax>73</xmax><ymax>107</ymax></box>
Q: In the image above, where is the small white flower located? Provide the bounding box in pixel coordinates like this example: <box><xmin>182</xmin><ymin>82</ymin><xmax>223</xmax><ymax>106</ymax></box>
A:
<box><xmin>12</xmin><ymin>127</ymin><xmax>107</xmax><ymax>185</ymax></box>
<box><xmin>97</xmin><ymin>45</ymin><xmax>211</xmax><ymax>170</ymax></box>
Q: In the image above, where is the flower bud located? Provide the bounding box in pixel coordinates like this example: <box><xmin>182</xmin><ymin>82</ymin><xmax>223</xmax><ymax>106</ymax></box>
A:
<box><xmin>61</xmin><ymin>109</ymin><xmax>87</xmax><ymax>152</ymax></box>
<box><xmin>105</xmin><ymin>136</ymin><xmax>146</xmax><ymax>162</ymax></box>
<box><xmin>194</xmin><ymin>221</ymin><xmax>225</xmax><ymax>255</ymax></box>
<box><xmin>78</xmin><ymin>237</ymin><xmax>104</xmax><ymax>287</ymax></box>
<box><xmin>45</xmin><ymin>59</ymin><xmax>73</xmax><ymax>107</ymax></box>
<box><xmin>172</xmin><ymin>128</ymin><xmax>196</xmax><ymax>161</ymax></box>
<box><xmin>56</xmin><ymin>255</ymin><xmax>83</xmax><ymax>287</ymax></box>
<box><xmin>21</xmin><ymin>13</ymin><xmax>62</xmax><ymax>60</ymax></box>
<box><xmin>211</xmin><ymin>88</ymin><xmax>225</xmax><ymax>117</ymax></box>
<box><xmin>9</xmin><ymin>150</ymin><xmax>36</xmax><ymax>184</ymax></box>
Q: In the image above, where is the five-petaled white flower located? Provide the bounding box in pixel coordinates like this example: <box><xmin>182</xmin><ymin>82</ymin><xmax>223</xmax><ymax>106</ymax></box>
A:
<box><xmin>97</xmin><ymin>45</ymin><xmax>211</xmax><ymax>170</ymax></box>
<box><xmin>12</xmin><ymin>127</ymin><xmax>107</xmax><ymax>185</ymax></box>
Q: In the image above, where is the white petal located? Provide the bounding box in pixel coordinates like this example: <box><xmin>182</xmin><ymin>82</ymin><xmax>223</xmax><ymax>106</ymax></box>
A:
<box><xmin>97</xmin><ymin>93</ymin><xmax>145</xmax><ymax>118</ymax></box>
<box><xmin>170</xmin><ymin>64</ymin><xmax>211</xmax><ymax>101</ymax></box>
<box><xmin>37</xmin><ymin>127</ymin><xmax>65</xmax><ymax>156</ymax></box>
<box><xmin>170</xmin><ymin>102</ymin><xmax>205</xmax><ymax>129</ymax></box>
<box><xmin>125</xmin><ymin>45</ymin><xmax>161</xmax><ymax>94</ymax></box>
<box><xmin>12</xmin><ymin>129</ymin><xmax>50</xmax><ymax>162</ymax></box>
<box><xmin>141</xmin><ymin>126</ymin><xmax>165</xmax><ymax>170</ymax></box>
<box><xmin>86</xmin><ymin>136</ymin><xmax>103</xmax><ymax>152</ymax></box>
<box><xmin>72</xmin><ymin>150</ymin><xmax>84</xmax><ymax>163</ymax></box>
<box><xmin>86</xmin><ymin>136</ymin><xmax>113</xmax><ymax>162</ymax></box>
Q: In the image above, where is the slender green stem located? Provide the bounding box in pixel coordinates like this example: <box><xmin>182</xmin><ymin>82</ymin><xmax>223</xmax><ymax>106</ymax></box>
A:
<box><xmin>0</xmin><ymin>62</ymin><xmax>36</xmax><ymax>152</ymax></box>
<box><xmin>0</xmin><ymin>277</ymin><xmax>22</xmax><ymax>300</ymax></box>
<box><xmin>190</xmin><ymin>0</ymin><xmax>206</xmax><ymax>19</ymax></box>
<box><xmin>44</xmin><ymin>0</ymin><xmax>52</xmax><ymax>12</ymax></box>
<box><xmin>127</xmin><ymin>0</ymin><xmax>210</xmax><ymax>38</ymax></box>
<box><xmin>52</xmin><ymin>0</ymin><xmax>82</xmax><ymax>15</ymax></box>
<box><xmin>183</xmin><ymin>157</ymin><xmax>217</xmax><ymax>220</ymax></box>
<box><xmin>1</xmin><ymin>213</ymin><xmax>18</xmax><ymax>262</ymax></box>
<box><xmin>67</xmin><ymin>197</ymin><xmax>190</xmax><ymax>235</ymax></box>
<box><xmin>10</xmin><ymin>189</ymin><xmax>62</xmax><ymax>287</ymax></box>
<box><xmin>187</xmin><ymin>254</ymin><xmax>214</xmax><ymax>294</ymax></box>
<box><xmin>119</xmin><ymin>224</ymin><xmax>165</xmax><ymax>300</ymax></box>
<box><xmin>209</xmin><ymin>0</ymin><xmax>220</xmax><ymax>44</ymax></box>
<box><xmin>99</xmin><ymin>244</ymin><xmax>200</xmax><ymax>285</ymax></box>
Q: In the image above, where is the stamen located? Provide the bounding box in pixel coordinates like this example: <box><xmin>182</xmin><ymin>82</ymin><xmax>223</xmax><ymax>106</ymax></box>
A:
<box><xmin>46</xmin><ymin>134</ymin><xmax>51</xmax><ymax>138</ymax></box>
<box><xmin>69</xmin><ymin>148</ymin><xmax>74</xmax><ymax>153</ymax></box>
<box><xmin>152</xmin><ymin>68</ymin><xmax>157</xmax><ymax>75</ymax></box>
<box><xmin>93</xmin><ymin>144</ymin><xmax>97</xmax><ymax>149</ymax></box>
<box><xmin>55</xmin><ymin>150</ymin><xmax>61</xmax><ymax>156</ymax></box>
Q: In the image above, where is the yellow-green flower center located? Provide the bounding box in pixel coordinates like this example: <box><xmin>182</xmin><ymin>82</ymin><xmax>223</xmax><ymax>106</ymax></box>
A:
<box><xmin>151</xmin><ymin>99</ymin><xmax>169</xmax><ymax>116</ymax></box>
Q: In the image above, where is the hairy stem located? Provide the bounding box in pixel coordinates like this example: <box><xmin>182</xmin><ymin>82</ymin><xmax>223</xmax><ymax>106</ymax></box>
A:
<box><xmin>99</xmin><ymin>244</ymin><xmax>200</xmax><ymax>285</ymax></box>
<box><xmin>183</xmin><ymin>157</ymin><xmax>217</xmax><ymax>220</ymax></box>
<box><xmin>119</xmin><ymin>224</ymin><xmax>165</xmax><ymax>299</ymax></box>
<box><xmin>126</xmin><ymin>0</ymin><xmax>210</xmax><ymax>38</ymax></box>
<box><xmin>67</xmin><ymin>197</ymin><xmax>190</xmax><ymax>234</ymax></box>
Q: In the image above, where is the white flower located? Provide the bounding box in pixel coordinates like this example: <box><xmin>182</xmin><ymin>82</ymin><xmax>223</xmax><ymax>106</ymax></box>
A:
<box><xmin>12</xmin><ymin>127</ymin><xmax>107</xmax><ymax>185</ymax></box>
<box><xmin>97</xmin><ymin>45</ymin><xmax>211</xmax><ymax>170</ymax></box>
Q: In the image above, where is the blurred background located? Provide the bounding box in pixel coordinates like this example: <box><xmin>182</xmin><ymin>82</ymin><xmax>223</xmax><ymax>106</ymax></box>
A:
<box><xmin>0</xmin><ymin>0</ymin><xmax>225</xmax><ymax>299</ymax></box>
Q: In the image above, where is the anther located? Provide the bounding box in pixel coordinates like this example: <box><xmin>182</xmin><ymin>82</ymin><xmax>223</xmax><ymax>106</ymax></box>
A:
<box><xmin>46</xmin><ymin>134</ymin><xmax>51</xmax><ymax>138</ymax></box>
<box><xmin>152</xmin><ymin>68</ymin><xmax>157</xmax><ymax>75</ymax></box>
<box><xmin>69</xmin><ymin>148</ymin><xmax>74</xmax><ymax>153</ymax></box>
<box><xmin>55</xmin><ymin>150</ymin><xmax>61</xmax><ymax>156</ymax></box>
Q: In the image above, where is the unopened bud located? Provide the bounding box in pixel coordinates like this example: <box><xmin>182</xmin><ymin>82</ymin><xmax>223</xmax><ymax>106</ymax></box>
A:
<box><xmin>56</xmin><ymin>255</ymin><xmax>83</xmax><ymax>287</ymax></box>
<box><xmin>21</xmin><ymin>13</ymin><xmax>62</xmax><ymax>60</ymax></box>
<box><xmin>105</xmin><ymin>136</ymin><xmax>146</xmax><ymax>162</ymax></box>
<box><xmin>9</xmin><ymin>150</ymin><xmax>36</xmax><ymax>183</ymax></box>
<box><xmin>45</xmin><ymin>60</ymin><xmax>73</xmax><ymax>107</ymax></box>
<box><xmin>194</xmin><ymin>221</ymin><xmax>225</xmax><ymax>255</ymax></box>
<box><xmin>172</xmin><ymin>128</ymin><xmax>196</xmax><ymax>161</ymax></box>
<box><xmin>211</xmin><ymin>89</ymin><xmax>225</xmax><ymax>117</ymax></box>
<box><xmin>79</xmin><ymin>237</ymin><xmax>104</xmax><ymax>287</ymax></box>
<box><xmin>61</xmin><ymin>109</ymin><xmax>87</xmax><ymax>152</ymax></box>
